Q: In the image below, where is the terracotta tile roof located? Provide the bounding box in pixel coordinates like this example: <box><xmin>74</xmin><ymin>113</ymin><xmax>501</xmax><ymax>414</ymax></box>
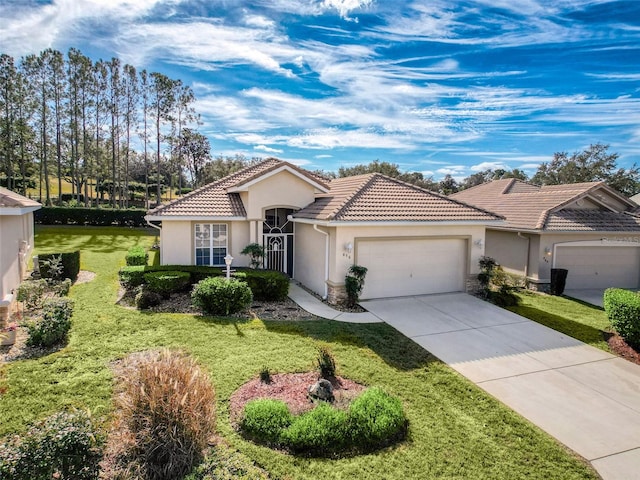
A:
<box><xmin>451</xmin><ymin>179</ymin><xmax>638</xmax><ymax>231</ymax></box>
<box><xmin>293</xmin><ymin>173</ymin><xmax>503</xmax><ymax>222</ymax></box>
<box><xmin>148</xmin><ymin>158</ymin><xmax>328</xmax><ymax>217</ymax></box>
<box><xmin>545</xmin><ymin>210</ymin><xmax>640</xmax><ymax>231</ymax></box>
<box><xmin>0</xmin><ymin>187</ymin><xmax>41</xmax><ymax>209</ymax></box>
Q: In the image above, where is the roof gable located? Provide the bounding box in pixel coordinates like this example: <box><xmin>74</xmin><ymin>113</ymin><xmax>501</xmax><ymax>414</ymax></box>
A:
<box><xmin>0</xmin><ymin>187</ymin><xmax>41</xmax><ymax>215</ymax></box>
<box><xmin>451</xmin><ymin>179</ymin><xmax>637</xmax><ymax>231</ymax></box>
<box><xmin>147</xmin><ymin>158</ymin><xmax>329</xmax><ymax>218</ymax></box>
<box><xmin>294</xmin><ymin>173</ymin><xmax>503</xmax><ymax>223</ymax></box>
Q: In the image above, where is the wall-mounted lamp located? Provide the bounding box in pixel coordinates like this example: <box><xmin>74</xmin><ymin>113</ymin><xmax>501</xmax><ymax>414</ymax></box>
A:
<box><xmin>344</xmin><ymin>242</ymin><xmax>353</xmax><ymax>254</ymax></box>
<box><xmin>544</xmin><ymin>247</ymin><xmax>552</xmax><ymax>256</ymax></box>
<box><xmin>474</xmin><ymin>239</ymin><xmax>483</xmax><ymax>248</ymax></box>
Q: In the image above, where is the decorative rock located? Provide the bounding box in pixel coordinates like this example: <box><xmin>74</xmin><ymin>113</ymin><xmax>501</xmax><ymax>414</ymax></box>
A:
<box><xmin>308</xmin><ymin>378</ymin><xmax>334</xmax><ymax>402</ymax></box>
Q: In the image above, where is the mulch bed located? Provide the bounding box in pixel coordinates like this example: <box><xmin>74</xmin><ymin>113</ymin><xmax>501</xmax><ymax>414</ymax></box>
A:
<box><xmin>228</xmin><ymin>372</ymin><xmax>366</xmax><ymax>425</ymax></box>
<box><xmin>606</xmin><ymin>333</ymin><xmax>640</xmax><ymax>365</ymax></box>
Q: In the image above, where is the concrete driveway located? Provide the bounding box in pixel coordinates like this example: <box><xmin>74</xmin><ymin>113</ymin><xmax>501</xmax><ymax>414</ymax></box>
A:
<box><xmin>361</xmin><ymin>292</ymin><xmax>640</xmax><ymax>480</ymax></box>
<box><xmin>564</xmin><ymin>289</ymin><xmax>606</xmax><ymax>308</ymax></box>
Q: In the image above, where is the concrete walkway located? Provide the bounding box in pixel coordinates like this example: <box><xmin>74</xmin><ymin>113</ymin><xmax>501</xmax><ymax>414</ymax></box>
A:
<box><xmin>286</xmin><ymin>285</ymin><xmax>640</xmax><ymax>480</ymax></box>
<box><xmin>287</xmin><ymin>282</ymin><xmax>383</xmax><ymax>323</ymax></box>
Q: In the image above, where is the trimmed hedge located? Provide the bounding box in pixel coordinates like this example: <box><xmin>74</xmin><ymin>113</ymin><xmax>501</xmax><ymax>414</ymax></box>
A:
<box><xmin>118</xmin><ymin>265</ymin><xmax>289</xmax><ymax>300</ymax></box>
<box><xmin>34</xmin><ymin>206</ymin><xmax>147</xmax><ymax>227</ymax></box>
<box><xmin>38</xmin><ymin>251</ymin><xmax>80</xmax><ymax>282</ymax></box>
<box><xmin>144</xmin><ymin>271</ymin><xmax>191</xmax><ymax>298</ymax></box>
<box><xmin>603</xmin><ymin>288</ymin><xmax>640</xmax><ymax>348</ymax></box>
<box><xmin>191</xmin><ymin>277</ymin><xmax>253</xmax><ymax>315</ymax></box>
<box><xmin>125</xmin><ymin>245</ymin><xmax>148</xmax><ymax>266</ymax></box>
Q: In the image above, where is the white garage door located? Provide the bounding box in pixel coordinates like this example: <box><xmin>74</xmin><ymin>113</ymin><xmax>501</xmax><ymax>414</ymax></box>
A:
<box><xmin>357</xmin><ymin>238</ymin><xmax>467</xmax><ymax>300</ymax></box>
<box><xmin>555</xmin><ymin>246</ymin><xmax>640</xmax><ymax>289</ymax></box>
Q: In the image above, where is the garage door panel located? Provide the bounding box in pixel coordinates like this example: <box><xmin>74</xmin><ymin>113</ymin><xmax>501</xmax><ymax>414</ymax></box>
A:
<box><xmin>357</xmin><ymin>238</ymin><xmax>466</xmax><ymax>299</ymax></box>
<box><xmin>555</xmin><ymin>246</ymin><xmax>640</xmax><ymax>289</ymax></box>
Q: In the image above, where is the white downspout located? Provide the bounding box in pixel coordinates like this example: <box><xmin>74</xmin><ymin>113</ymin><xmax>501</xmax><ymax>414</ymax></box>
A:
<box><xmin>145</xmin><ymin>218</ymin><xmax>162</xmax><ymax>263</ymax></box>
<box><xmin>313</xmin><ymin>224</ymin><xmax>329</xmax><ymax>299</ymax></box>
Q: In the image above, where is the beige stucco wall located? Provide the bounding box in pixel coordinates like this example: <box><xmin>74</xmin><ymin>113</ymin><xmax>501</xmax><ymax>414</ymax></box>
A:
<box><xmin>160</xmin><ymin>220</ymin><xmax>251</xmax><ymax>267</ymax></box>
<box><xmin>293</xmin><ymin>222</ymin><xmax>329</xmax><ymax>296</ymax></box>
<box><xmin>0</xmin><ymin>212</ymin><xmax>35</xmax><ymax>321</ymax></box>
<box><xmin>244</xmin><ymin>170</ymin><xmax>317</xmax><ymax>220</ymax></box>
<box><xmin>327</xmin><ymin>224</ymin><xmax>487</xmax><ymax>286</ymax></box>
<box><xmin>485</xmin><ymin>229</ymin><xmax>538</xmax><ymax>278</ymax></box>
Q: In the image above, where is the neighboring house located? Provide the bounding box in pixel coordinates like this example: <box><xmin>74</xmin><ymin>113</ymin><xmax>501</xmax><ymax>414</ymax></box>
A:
<box><xmin>0</xmin><ymin>187</ymin><xmax>41</xmax><ymax>324</ymax></box>
<box><xmin>146</xmin><ymin>158</ymin><xmax>502</xmax><ymax>303</ymax></box>
<box><xmin>451</xmin><ymin>179</ymin><xmax>640</xmax><ymax>291</ymax></box>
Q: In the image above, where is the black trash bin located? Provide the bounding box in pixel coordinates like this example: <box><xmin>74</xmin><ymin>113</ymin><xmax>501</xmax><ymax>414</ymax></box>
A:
<box><xmin>550</xmin><ymin>268</ymin><xmax>568</xmax><ymax>296</ymax></box>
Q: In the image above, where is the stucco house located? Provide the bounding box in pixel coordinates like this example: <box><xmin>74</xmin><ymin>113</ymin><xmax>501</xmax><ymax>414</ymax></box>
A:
<box><xmin>451</xmin><ymin>179</ymin><xmax>640</xmax><ymax>291</ymax></box>
<box><xmin>0</xmin><ymin>187</ymin><xmax>41</xmax><ymax>323</ymax></box>
<box><xmin>146</xmin><ymin>158</ymin><xmax>502</xmax><ymax>303</ymax></box>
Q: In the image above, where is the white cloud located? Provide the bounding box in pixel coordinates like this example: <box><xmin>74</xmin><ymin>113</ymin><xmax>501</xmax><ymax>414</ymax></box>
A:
<box><xmin>436</xmin><ymin>165</ymin><xmax>467</xmax><ymax>176</ymax></box>
<box><xmin>254</xmin><ymin>145</ymin><xmax>284</xmax><ymax>153</ymax></box>
<box><xmin>322</xmin><ymin>0</ymin><xmax>374</xmax><ymax>20</ymax></box>
<box><xmin>470</xmin><ymin>161</ymin><xmax>511</xmax><ymax>172</ymax></box>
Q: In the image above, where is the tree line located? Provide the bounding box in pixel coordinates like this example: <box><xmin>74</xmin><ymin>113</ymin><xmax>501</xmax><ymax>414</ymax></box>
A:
<box><xmin>0</xmin><ymin>48</ymin><xmax>212</xmax><ymax>207</ymax></box>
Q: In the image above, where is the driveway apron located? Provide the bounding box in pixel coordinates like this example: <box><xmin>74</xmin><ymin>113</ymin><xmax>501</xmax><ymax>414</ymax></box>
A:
<box><xmin>361</xmin><ymin>292</ymin><xmax>640</xmax><ymax>480</ymax></box>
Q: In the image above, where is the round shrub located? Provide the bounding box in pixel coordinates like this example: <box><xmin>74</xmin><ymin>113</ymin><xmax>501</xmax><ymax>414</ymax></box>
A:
<box><xmin>134</xmin><ymin>286</ymin><xmax>163</xmax><ymax>310</ymax></box>
<box><xmin>281</xmin><ymin>402</ymin><xmax>349</xmax><ymax>455</ymax></box>
<box><xmin>125</xmin><ymin>245</ymin><xmax>149</xmax><ymax>266</ymax></box>
<box><xmin>240</xmin><ymin>399</ymin><xmax>293</xmax><ymax>445</ymax></box>
<box><xmin>191</xmin><ymin>277</ymin><xmax>253</xmax><ymax>315</ymax></box>
<box><xmin>604</xmin><ymin>288</ymin><xmax>640</xmax><ymax>348</ymax></box>
<box><xmin>104</xmin><ymin>349</ymin><xmax>216</xmax><ymax>480</ymax></box>
<box><xmin>25</xmin><ymin>297</ymin><xmax>74</xmax><ymax>347</ymax></box>
<box><xmin>118</xmin><ymin>266</ymin><xmax>146</xmax><ymax>290</ymax></box>
<box><xmin>0</xmin><ymin>410</ymin><xmax>104</xmax><ymax>480</ymax></box>
<box><xmin>144</xmin><ymin>271</ymin><xmax>191</xmax><ymax>298</ymax></box>
<box><xmin>347</xmin><ymin>387</ymin><xmax>407</xmax><ymax>448</ymax></box>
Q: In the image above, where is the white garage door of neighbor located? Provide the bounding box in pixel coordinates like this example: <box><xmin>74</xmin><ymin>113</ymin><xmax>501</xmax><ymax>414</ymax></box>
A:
<box><xmin>357</xmin><ymin>238</ymin><xmax>466</xmax><ymax>300</ymax></box>
<box><xmin>555</xmin><ymin>246</ymin><xmax>640</xmax><ymax>289</ymax></box>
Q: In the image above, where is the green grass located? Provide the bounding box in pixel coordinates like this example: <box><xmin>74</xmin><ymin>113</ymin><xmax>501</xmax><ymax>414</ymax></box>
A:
<box><xmin>508</xmin><ymin>291</ymin><xmax>612</xmax><ymax>351</ymax></box>
<box><xmin>0</xmin><ymin>226</ymin><xmax>599</xmax><ymax>479</ymax></box>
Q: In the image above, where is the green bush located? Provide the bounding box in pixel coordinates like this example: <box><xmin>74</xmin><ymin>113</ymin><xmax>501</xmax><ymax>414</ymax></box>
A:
<box><xmin>0</xmin><ymin>410</ymin><xmax>104</xmax><ymax>480</ymax></box>
<box><xmin>135</xmin><ymin>286</ymin><xmax>163</xmax><ymax>310</ymax></box>
<box><xmin>125</xmin><ymin>245</ymin><xmax>148</xmax><ymax>266</ymax></box>
<box><xmin>191</xmin><ymin>277</ymin><xmax>253</xmax><ymax>315</ymax></box>
<box><xmin>104</xmin><ymin>349</ymin><xmax>216</xmax><ymax>480</ymax></box>
<box><xmin>316</xmin><ymin>344</ymin><xmax>336</xmax><ymax>378</ymax></box>
<box><xmin>240</xmin><ymin>399</ymin><xmax>293</xmax><ymax>445</ymax></box>
<box><xmin>345</xmin><ymin>264</ymin><xmax>368</xmax><ymax>307</ymax></box>
<box><xmin>239</xmin><ymin>387</ymin><xmax>407</xmax><ymax>457</ymax></box>
<box><xmin>604</xmin><ymin>288</ymin><xmax>640</xmax><ymax>348</ymax></box>
<box><xmin>38</xmin><ymin>251</ymin><xmax>80</xmax><ymax>282</ymax></box>
<box><xmin>16</xmin><ymin>278</ymin><xmax>48</xmax><ymax>309</ymax></box>
<box><xmin>144</xmin><ymin>271</ymin><xmax>190</xmax><ymax>298</ymax></box>
<box><xmin>347</xmin><ymin>387</ymin><xmax>407</xmax><ymax>448</ymax></box>
<box><xmin>118</xmin><ymin>266</ymin><xmax>146</xmax><ymax>290</ymax></box>
<box><xmin>25</xmin><ymin>297</ymin><xmax>74</xmax><ymax>347</ymax></box>
<box><xmin>281</xmin><ymin>402</ymin><xmax>349</xmax><ymax>455</ymax></box>
<box><xmin>185</xmin><ymin>443</ymin><xmax>270</xmax><ymax>480</ymax></box>
<box><xmin>34</xmin><ymin>206</ymin><xmax>147</xmax><ymax>227</ymax></box>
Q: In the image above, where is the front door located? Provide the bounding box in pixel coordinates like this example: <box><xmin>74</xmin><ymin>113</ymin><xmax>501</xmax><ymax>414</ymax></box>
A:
<box><xmin>263</xmin><ymin>208</ymin><xmax>294</xmax><ymax>275</ymax></box>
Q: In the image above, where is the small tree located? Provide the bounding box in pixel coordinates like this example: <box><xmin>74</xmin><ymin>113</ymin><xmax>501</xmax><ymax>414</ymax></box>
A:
<box><xmin>345</xmin><ymin>265</ymin><xmax>368</xmax><ymax>308</ymax></box>
<box><xmin>241</xmin><ymin>243</ymin><xmax>265</xmax><ymax>269</ymax></box>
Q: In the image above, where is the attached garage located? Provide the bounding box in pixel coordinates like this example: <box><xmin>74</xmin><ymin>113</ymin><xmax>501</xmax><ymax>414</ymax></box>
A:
<box><xmin>555</xmin><ymin>244</ymin><xmax>640</xmax><ymax>290</ymax></box>
<box><xmin>356</xmin><ymin>237</ymin><xmax>467</xmax><ymax>299</ymax></box>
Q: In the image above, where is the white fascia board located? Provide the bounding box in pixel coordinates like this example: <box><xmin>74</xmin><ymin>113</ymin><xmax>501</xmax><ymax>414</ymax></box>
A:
<box><xmin>145</xmin><ymin>215</ymin><xmax>246</xmax><ymax>222</ymax></box>
<box><xmin>226</xmin><ymin>166</ymin><xmax>329</xmax><ymax>193</ymax></box>
<box><xmin>0</xmin><ymin>206</ymin><xmax>41</xmax><ymax>216</ymax></box>
<box><xmin>290</xmin><ymin>217</ymin><xmax>504</xmax><ymax>227</ymax></box>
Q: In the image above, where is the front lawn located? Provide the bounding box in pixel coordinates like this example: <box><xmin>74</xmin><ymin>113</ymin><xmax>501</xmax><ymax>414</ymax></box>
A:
<box><xmin>0</xmin><ymin>226</ymin><xmax>599</xmax><ymax>479</ymax></box>
<box><xmin>508</xmin><ymin>291</ymin><xmax>611</xmax><ymax>352</ymax></box>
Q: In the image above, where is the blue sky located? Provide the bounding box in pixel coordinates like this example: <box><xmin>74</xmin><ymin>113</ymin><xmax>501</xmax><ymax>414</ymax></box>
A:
<box><xmin>1</xmin><ymin>0</ymin><xmax>639</xmax><ymax>179</ymax></box>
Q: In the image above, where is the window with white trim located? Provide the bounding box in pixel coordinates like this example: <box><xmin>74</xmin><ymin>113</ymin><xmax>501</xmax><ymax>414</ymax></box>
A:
<box><xmin>194</xmin><ymin>223</ymin><xmax>228</xmax><ymax>266</ymax></box>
